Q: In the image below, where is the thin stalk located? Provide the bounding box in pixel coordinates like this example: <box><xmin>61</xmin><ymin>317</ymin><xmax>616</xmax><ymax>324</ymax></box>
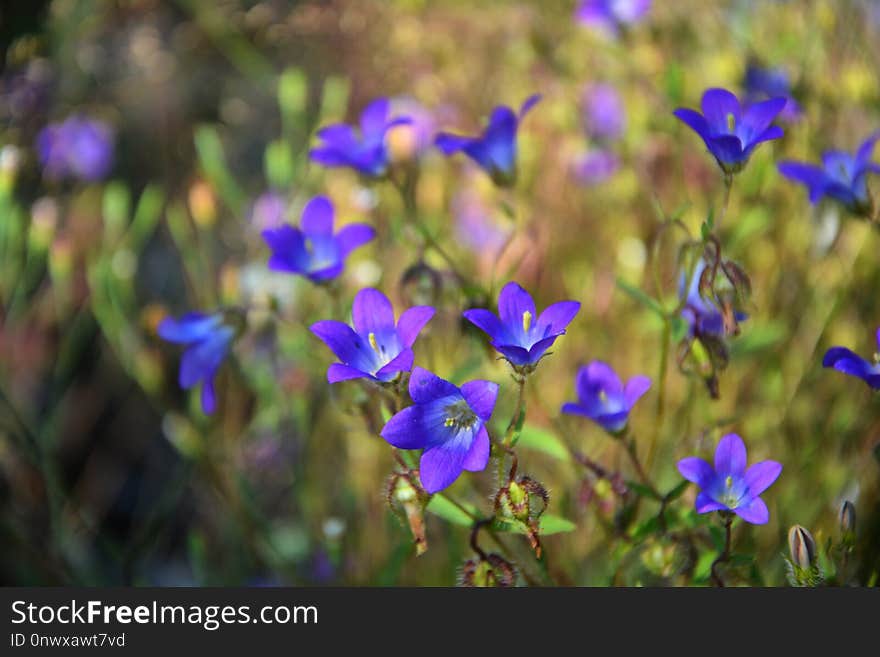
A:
<box><xmin>710</xmin><ymin>513</ymin><xmax>734</xmax><ymax>587</ymax></box>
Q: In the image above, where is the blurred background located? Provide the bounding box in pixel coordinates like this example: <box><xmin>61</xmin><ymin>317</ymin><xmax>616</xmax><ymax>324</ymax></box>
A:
<box><xmin>1</xmin><ymin>0</ymin><xmax>879</xmax><ymax>586</ymax></box>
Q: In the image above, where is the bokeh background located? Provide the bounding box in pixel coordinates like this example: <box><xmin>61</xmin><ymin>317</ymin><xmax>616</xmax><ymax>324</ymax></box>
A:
<box><xmin>1</xmin><ymin>0</ymin><xmax>879</xmax><ymax>586</ymax></box>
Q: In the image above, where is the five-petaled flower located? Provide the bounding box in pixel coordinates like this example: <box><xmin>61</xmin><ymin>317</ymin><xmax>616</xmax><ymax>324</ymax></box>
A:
<box><xmin>310</xmin><ymin>288</ymin><xmax>435</xmax><ymax>384</ymax></box>
<box><xmin>673</xmin><ymin>87</ymin><xmax>786</xmax><ymax>175</ymax></box>
<box><xmin>822</xmin><ymin>327</ymin><xmax>880</xmax><ymax>389</ymax></box>
<box><xmin>561</xmin><ymin>360</ymin><xmax>651</xmax><ymax>434</ymax></box>
<box><xmin>309</xmin><ymin>98</ymin><xmax>411</xmax><ymax>178</ymax></box>
<box><xmin>778</xmin><ymin>133</ymin><xmax>879</xmax><ymax>217</ymax></box>
<box><xmin>380</xmin><ymin>367</ymin><xmax>498</xmax><ymax>493</ymax></box>
<box><xmin>262</xmin><ymin>195</ymin><xmax>375</xmax><ymax>283</ymax></box>
<box><xmin>37</xmin><ymin>115</ymin><xmax>114</xmax><ymax>182</ymax></box>
<box><xmin>463</xmin><ymin>281</ymin><xmax>580</xmax><ymax>372</ymax></box>
<box><xmin>574</xmin><ymin>0</ymin><xmax>651</xmax><ymax>35</ymax></box>
<box><xmin>158</xmin><ymin>312</ymin><xmax>236</xmax><ymax>415</ymax></box>
<box><xmin>435</xmin><ymin>95</ymin><xmax>541</xmax><ymax>187</ymax></box>
<box><xmin>677</xmin><ymin>433</ymin><xmax>782</xmax><ymax>525</ymax></box>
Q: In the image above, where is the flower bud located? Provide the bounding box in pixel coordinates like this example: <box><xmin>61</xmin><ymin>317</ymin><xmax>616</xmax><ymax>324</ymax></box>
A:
<box><xmin>839</xmin><ymin>500</ymin><xmax>856</xmax><ymax>538</ymax></box>
<box><xmin>788</xmin><ymin>524</ymin><xmax>817</xmax><ymax>570</ymax></box>
<box><xmin>459</xmin><ymin>553</ymin><xmax>516</xmax><ymax>587</ymax></box>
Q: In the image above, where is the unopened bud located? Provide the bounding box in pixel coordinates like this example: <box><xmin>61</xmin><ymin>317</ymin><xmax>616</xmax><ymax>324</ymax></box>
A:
<box><xmin>839</xmin><ymin>500</ymin><xmax>856</xmax><ymax>537</ymax></box>
<box><xmin>788</xmin><ymin>525</ymin><xmax>817</xmax><ymax>570</ymax></box>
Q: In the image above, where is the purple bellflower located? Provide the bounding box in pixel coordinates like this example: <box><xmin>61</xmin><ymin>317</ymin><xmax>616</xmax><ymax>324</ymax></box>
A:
<box><xmin>158</xmin><ymin>312</ymin><xmax>236</xmax><ymax>414</ymax></box>
<box><xmin>673</xmin><ymin>88</ymin><xmax>786</xmax><ymax>175</ymax></box>
<box><xmin>262</xmin><ymin>196</ymin><xmax>375</xmax><ymax>283</ymax></box>
<box><xmin>310</xmin><ymin>288</ymin><xmax>435</xmax><ymax>384</ymax></box>
<box><xmin>380</xmin><ymin>367</ymin><xmax>498</xmax><ymax>493</ymax></box>
<box><xmin>778</xmin><ymin>133</ymin><xmax>879</xmax><ymax>217</ymax></box>
<box><xmin>822</xmin><ymin>327</ymin><xmax>880</xmax><ymax>389</ymax></box>
<box><xmin>743</xmin><ymin>64</ymin><xmax>802</xmax><ymax>122</ymax></box>
<box><xmin>561</xmin><ymin>361</ymin><xmax>651</xmax><ymax>434</ymax></box>
<box><xmin>462</xmin><ymin>281</ymin><xmax>581</xmax><ymax>372</ymax></box>
<box><xmin>677</xmin><ymin>433</ymin><xmax>782</xmax><ymax>525</ymax></box>
<box><xmin>575</xmin><ymin>0</ymin><xmax>651</xmax><ymax>34</ymax></box>
<box><xmin>309</xmin><ymin>98</ymin><xmax>411</xmax><ymax>178</ymax></box>
<box><xmin>435</xmin><ymin>95</ymin><xmax>541</xmax><ymax>187</ymax></box>
<box><xmin>36</xmin><ymin>115</ymin><xmax>114</xmax><ymax>182</ymax></box>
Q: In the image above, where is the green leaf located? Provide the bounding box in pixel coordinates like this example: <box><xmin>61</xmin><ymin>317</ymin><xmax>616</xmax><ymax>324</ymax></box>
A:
<box><xmin>425</xmin><ymin>495</ymin><xmax>476</xmax><ymax>527</ymax></box>
<box><xmin>670</xmin><ymin>316</ymin><xmax>690</xmax><ymax>343</ymax></box>
<box><xmin>616</xmin><ymin>277</ymin><xmax>665</xmax><ymax>318</ymax></box>
<box><xmin>492</xmin><ymin>514</ymin><xmax>576</xmax><ymax>535</ymax></box>
<box><xmin>627</xmin><ymin>482</ymin><xmax>662</xmax><ymax>501</ymax></box>
<box><xmin>664</xmin><ymin>479</ymin><xmax>690</xmax><ymax>502</ymax></box>
<box><xmin>515</xmin><ymin>424</ymin><xmax>571</xmax><ymax>462</ymax></box>
<box><xmin>194</xmin><ymin>125</ymin><xmax>245</xmax><ymax>213</ymax></box>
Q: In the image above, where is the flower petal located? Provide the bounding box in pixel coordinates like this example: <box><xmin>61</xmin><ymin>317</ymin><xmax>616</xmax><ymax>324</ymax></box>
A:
<box><xmin>494</xmin><ymin>344</ymin><xmax>531</xmax><ymax>366</ymax></box>
<box><xmin>623</xmin><ymin>375</ymin><xmax>652</xmax><ymax>408</ymax></box>
<box><xmin>695</xmin><ymin>491</ymin><xmax>726</xmax><ymax>513</ymax></box>
<box><xmin>380</xmin><ymin>405</ymin><xmax>433</xmax><ymax>450</ymax></box>
<box><xmin>741</xmin><ymin>96</ymin><xmax>786</xmax><ymax>139</ymax></box>
<box><xmin>701</xmin><ymin>88</ymin><xmax>741</xmax><ymax>134</ymax></box>
<box><xmin>360</xmin><ymin>98</ymin><xmax>390</xmax><ymax>137</ymax></box>
<box><xmin>396</xmin><ymin>306</ymin><xmax>435</xmax><ymax>348</ymax></box>
<box><xmin>201</xmin><ymin>377</ymin><xmax>217</xmax><ymax>414</ymax></box>
<box><xmin>519</xmin><ymin>94</ymin><xmax>542</xmax><ymax>119</ymax></box>
<box><xmin>463</xmin><ymin>308</ymin><xmax>506</xmax><ymax>342</ymax></box>
<box><xmin>179</xmin><ymin>329</ymin><xmax>232</xmax><ymax>389</ymax></box>
<box><xmin>714</xmin><ymin>433</ymin><xmax>747</xmax><ymax>477</ymax></box>
<box><xmin>335</xmin><ymin>223</ymin><xmax>376</xmax><ymax>258</ymax></box>
<box><xmin>460</xmin><ymin>380</ymin><xmax>499</xmax><ymax>422</ymax></box>
<box><xmin>856</xmin><ymin>131</ymin><xmax>880</xmax><ymax>168</ymax></box>
<box><xmin>497</xmin><ymin>281</ymin><xmax>536</xmax><ymax>330</ymax></box>
<box><xmin>310</xmin><ymin>320</ymin><xmax>368</xmax><ymax>366</ymax></box>
<box><xmin>462</xmin><ymin>425</ymin><xmax>491</xmax><ymax>472</ymax></box>
<box><xmin>778</xmin><ymin>162</ymin><xmax>829</xmax><ymax>202</ymax></box>
<box><xmin>375</xmin><ymin>347</ymin><xmax>414</xmax><ymax>381</ymax></box>
<box><xmin>823</xmin><ymin>347</ymin><xmax>875</xmax><ymax>380</ymax></box>
<box><xmin>419</xmin><ymin>434</ymin><xmax>472</xmax><ymax>493</ymax></box>
<box><xmin>576</xmin><ymin>360</ymin><xmax>623</xmax><ymax>400</ymax></box>
<box><xmin>481</xmin><ymin>106</ymin><xmax>518</xmax><ymax>175</ymax></box>
<box><xmin>352</xmin><ymin>288</ymin><xmax>396</xmax><ymax>335</ymax></box>
<box><xmin>536</xmin><ymin>300</ymin><xmax>581</xmax><ymax>335</ymax></box>
<box><xmin>158</xmin><ymin>313</ymin><xmax>220</xmax><ymax>344</ymax></box>
<box><xmin>525</xmin><ymin>335</ymin><xmax>559</xmax><ymax>364</ymax></box>
<box><xmin>744</xmin><ymin>460</ymin><xmax>782</xmax><ymax>497</ymax></box>
<box><xmin>300</xmin><ymin>196</ymin><xmax>334</xmax><ymax>236</ymax></box>
<box><xmin>434</xmin><ymin>132</ymin><xmax>475</xmax><ymax>155</ymax></box>
<box><xmin>734</xmin><ymin>497</ymin><xmax>770</xmax><ymax>524</ymax></box>
<box><xmin>327</xmin><ymin>363</ymin><xmax>369</xmax><ymax>383</ymax></box>
<box><xmin>673</xmin><ymin>108</ymin><xmax>712</xmax><ymax>141</ymax></box>
<box><xmin>408</xmin><ymin>366</ymin><xmax>459</xmax><ymax>403</ymax></box>
<box><xmin>677</xmin><ymin>457</ymin><xmax>713</xmax><ymax>486</ymax></box>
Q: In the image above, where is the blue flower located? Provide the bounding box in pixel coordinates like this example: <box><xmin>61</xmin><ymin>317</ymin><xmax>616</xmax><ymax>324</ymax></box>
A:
<box><xmin>311</xmin><ymin>288</ymin><xmax>435</xmax><ymax>384</ymax></box>
<box><xmin>309</xmin><ymin>98</ymin><xmax>412</xmax><ymax>177</ymax></box>
<box><xmin>575</xmin><ymin>0</ymin><xmax>651</xmax><ymax>35</ymax></box>
<box><xmin>158</xmin><ymin>312</ymin><xmax>235</xmax><ymax>414</ymax></box>
<box><xmin>822</xmin><ymin>327</ymin><xmax>880</xmax><ymax>389</ymax></box>
<box><xmin>778</xmin><ymin>133</ymin><xmax>879</xmax><ymax>216</ymax></box>
<box><xmin>435</xmin><ymin>95</ymin><xmax>541</xmax><ymax>187</ymax></box>
<box><xmin>677</xmin><ymin>433</ymin><xmax>782</xmax><ymax>525</ymax></box>
<box><xmin>673</xmin><ymin>88</ymin><xmax>786</xmax><ymax>174</ymax></box>
<box><xmin>743</xmin><ymin>64</ymin><xmax>802</xmax><ymax>122</ymax></box>
<box><xmin>380</xmin><ymin>367</ymin><xmax>498</xmax><ymax>493</ymax></box>
<box><xmin>463</xmin><ymin>281</ymin><xmax>580</xmax><ymax>371</ymax></box>
<box><xmin>36</xmin><ymin>115</ymin><xmax>114</xmax><ymax>182</ymax></box>
<box><xmin>262</xmin><ymin>196</ymin><xmax>375</xmax><ymax>283</ymax></box>
<box><xmin>561</xmin><ymin>361</ymin><xmax>651</xmax><ymax>434</ymax></box>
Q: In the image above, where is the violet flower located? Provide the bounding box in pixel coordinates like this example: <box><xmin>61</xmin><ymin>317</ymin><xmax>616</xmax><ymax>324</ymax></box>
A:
<box><xmin>575</xmin><ymin>0</ymin><xmax>651</xmax><ymax>34</ymax></box>
<box><xmin>778</xmin><ymin>133</ymin><xmax>879</xmax><ymax>217</ymax></box>
<box><xmin>380</xmin><ymin>367</ymin><xmax>498</xmax><ymax>493</ymax></box>
<box><xmin>36</xmin><ymin>115</ymin><xmax>113</xmax><ymax>182</ymax></box>
<box><xmin>262</xmin><ymin>195</ymin><xmax>375</xmax><ymax>283</ymax></box>
<box><xmin>463</xmin><ymin>281</ymin><xmax>580</xmax><ymax>371</ymax></box>
<box><xmin>582</xmin><ymin>83</ymin><xmax>625</xmax><ymax>142</ymax></box>
<box><xmin>310</xmin><ymin>288</ymin><xmax>435</xmax><ymax>384</ymax></box>
<box><xmin>309</xmin><ymin>98</ymin><xmax>411</xmax><ymax>178</ymax></box>
<box><xmin>158</xmin><ymin>312</ymin><xmax>236</xmax><ymax>414</ymax></box>
<box><xmin>673</xmin><ymin>88</ymin><xmax>786</xmax><ymax>175</ymax></box>
<box><xmin>822</xmin><ymin>327</ymin><xmax>880</xmax><ymax>389</ymax></box>
<box><xmin>561</xmin><ymin>361</ymin><xmax>651</xmax><ymax>434</ymax></box>
<box><xmin>435</xmin><ymin>95</ymin><xmax>541</xmax><ymax>187</ymax></box>
<box><xmin>677</xmin><ymin>433</ymin><xmax>782</xmax><ymax>525</ymax></box>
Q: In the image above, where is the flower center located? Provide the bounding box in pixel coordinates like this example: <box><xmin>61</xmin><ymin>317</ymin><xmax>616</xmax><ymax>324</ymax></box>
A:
<box><xmin>720</xmin><ymin>475</ymin><xmax>740</xmax><ymax>509</ymax></box>
<box><xmin>726</xmin><ymin>113</ymin><xmax>736</xmax><ymax>133</ymax></box>
<box><xmin>599</xmin><ymin>389</ymin><xmax>608</xmax><ymax>404</ymax></box>
<box><xmin>522</xmin><ymin>310</ymin><xmax>532</xmax><ymax>334</ymax></box>
<box><xmin>443</xmin><ymin>399</ymin><xmax>478</xmax><ymax>430</ymax></box>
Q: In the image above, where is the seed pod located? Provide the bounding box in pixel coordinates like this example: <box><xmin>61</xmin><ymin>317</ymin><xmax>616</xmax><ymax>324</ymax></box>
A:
<box><xmin>459</xmin><ymin>553</ymin><xmax>517</xmax><ymax>587</ymax></box>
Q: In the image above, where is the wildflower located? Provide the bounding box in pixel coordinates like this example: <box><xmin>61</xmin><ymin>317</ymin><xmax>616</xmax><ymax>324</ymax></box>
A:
<box><xmin>462</xmin><ymin>281</ymin><xmax>580</xmax><ymax>372</ymax></box>
<box><xmin>309</xmin><ymin>97</ymin><xmax>411</xmax><ymax>177</ymax></box>
<box><xmin>158</xmin><ymin>312</ymin><xmax>236</xmax><ymax>414</ymax></box>
<box><xmin>571</xmin><ymin>149</ymin><xmax>620</xmax><ymax>186</ymax></box>
<box><xmin>435</xmin><ymin>95</ymin><xmax>541</xmax><ymax>187</ymax></box>
<box><xmin>822</xmin><ymin>327</ymin><xmax>880</xmax><ymax>389</ymax></box>
<box><xmin>248</xmin><ymin>191</ymin><xmax>287</xmax><ymax>230</ymax></box>
<box><xmin>777</xmin><ymin>133</ymin><xmax>879</xmax><ymax>217</ymax></box>
<box><xmin>677</xmin><ymin>433</ymin><xmax>782</xmax><ymax>524</ymax></box>
<box><xmin>743</xmin><ymin>64</ymin><xmax>802</xmax><ymax>122</ymax></box>
<box><xmin>380</xmin><ymin>367</ymin><xmax>498</xmax><ymax>493</ymax></box>
<box><xmin>575</xmin><ymin>0</ymin><xmax>651</xmax><ymax>35</ymax></box>
<box><xmin>262</xmin><ymin>195</ymin><xmax>375</xmax><ymax>283</ymax></box>
<box><xmin>582</xmin><ymin>83</ymin><xmax>625</xmax><ymax>141</ymax></box>
<box><xmin>561</xmin><ymin>360</ymin><xmax>651</xmax><ymax>434</ymax></box>
<box><xmin>36</xmin><ymin>115</ymin><xmax>113</xmax><ymax>182</ymax></box>
<box><xmin>673</xmin><ymin>88</ymin><xmax>786</xmax><ymax>175</ymax></box>
<box><xmin>310</xmin><ymin>288</ymin><xmax>435</xmax><ymax>383</ymax></box>
<box><xmin>679</xmin><ymin>258</ymin><xmax>747</xmax><ymax>339</ymax></box>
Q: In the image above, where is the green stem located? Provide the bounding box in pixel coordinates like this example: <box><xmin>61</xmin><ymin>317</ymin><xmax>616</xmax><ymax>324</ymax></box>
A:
<box><xmin>710</xmin><ymin>513</ymin><xmax>734</xmax><ymax>587</ymax></box>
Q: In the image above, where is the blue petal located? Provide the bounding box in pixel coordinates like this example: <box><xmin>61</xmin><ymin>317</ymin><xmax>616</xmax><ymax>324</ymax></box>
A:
<box><xmin>360</xmin><ymin>98</ymin><xmax>390</xmax><ymax>137</ymax></box>
<box><xmin>733</xmin><ymin>497</ymin><xmax>769</xmax><ymax>524</ymax></box>
<box><xmin>419</xmin><ymin>428</ymin><xmax>475</xmax><ymax>493</ymax></box>
<box><xmin>300</xmin><ymin>196</ymin><xmax>335</xmax><ymax>236</ymax></box>
<box><xmin>434</xmin><ymin>133</ymin><xmax>475</xmax><ymax>155</ymax></box>
<box><xmin>179</xmin><ymin>328</ymin><xmax>232</xmax><ymax>389</ymax></box>
<box><xmin>396</xmin><ymin>306</ymin><xmax>435</xmax><ymax>348</ymax></box>
<box><xmin>481</xmin><ymin>106</ymin><xmax>518</xmax><ymax>175</ymax></box>
<box><xmin>327</xmin><ymin>363</ymin><xmax>370</xmax><ymax>383</ymax></box>
<box><xmin>460</xmin><ymin>380</ymin><xmax>499</xmax><ymax>422</ymax></box>
<box><xmin>408</xmin><ymin>367</ymin><xmax>460</xmax><ymax>403</ymax></box>
<box><xmin>536</xmin><ymin>300</ymin><xmax>581</xmax><ymax>335</ymax></box>
<box><xmin>714</xmin><ymin>433</ymin><xmax>747</xmax><ymax>477</ymax></box>
<box><xmin>158</xmin><ymin>313</ymin><xmax>221</xmax><ymax>344</ymax></box>
<box><xmin>701</xmin><ymin>88</ymin><xmax>741</xmax><ymax>135</ymax></box>
<box><xmin>463</xmin><ymin>308</ymin><xmax>508</xmax><ymax>343</ymax></box>
<box><xmin>352</xmin><ymin>288</ymin><xmax>396</xmax><ymax>336</ymax></box>
<box><xmin>335</xmin><ymin>223</ymin><xmax>376</xmax><ymax>258</ymax></box>
<box><xmin>677</xmin><ymin>457</ymin><xmax>714</xmax><ymax>487</ymax></box>
<box><xmin>497</xmin><ymin>281</ymin><xmax>536</xmax><ymax>341</ymax></box>
<box><xmin>461</xmin><ymin>426</ymin><xmax>491</xmax><ymax>472</ymax></box>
